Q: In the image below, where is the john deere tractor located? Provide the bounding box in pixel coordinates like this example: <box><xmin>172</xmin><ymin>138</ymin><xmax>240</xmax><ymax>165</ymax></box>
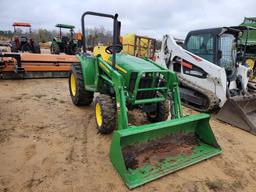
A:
<box><xmin>51</xmin><ymin>24</ymin><xmax>80</xmax><ymax>55</ymax></box>
<box><xmin>69</xmin><ymin>11</ymin><xmax>222</xmax><ymax>189</ymax></box>
<box><xmin>240</xmin><ymin>17</ymin><xmax>256</xmax><ymax>79</ymax></box>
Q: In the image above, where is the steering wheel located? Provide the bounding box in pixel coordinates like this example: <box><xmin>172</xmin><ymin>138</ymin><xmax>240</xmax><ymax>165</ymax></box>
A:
<box><xmin>105</xmin><ymin>44</ymin><xmax>123</xmax><ymax>54</ymax></box>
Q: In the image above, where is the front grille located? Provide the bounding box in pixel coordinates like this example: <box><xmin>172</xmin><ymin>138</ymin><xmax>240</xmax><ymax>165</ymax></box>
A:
<box><xmin>136</xmin><ymin>76</ymin><xmax>156</xmax><ymax>99</ymax></box>
<box><xmin>129</xmin><ymin>72</ymin><xmax>166</xmax><ymax>100</ymax></box>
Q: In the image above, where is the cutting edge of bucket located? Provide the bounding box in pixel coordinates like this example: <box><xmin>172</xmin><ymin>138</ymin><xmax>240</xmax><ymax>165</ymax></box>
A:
<box><xmin>126</xmin><ymin>148</ymin><xmax>221</xmax><ymax>188</ymax></box>
<box><xmin>217</xmin><ymin>98</ymin><xmax>256</xmax><ymax>135</ymax></box>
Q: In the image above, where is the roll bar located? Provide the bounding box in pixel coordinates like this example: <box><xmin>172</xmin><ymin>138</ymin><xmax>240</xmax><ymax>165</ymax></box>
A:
<box><xmin>81</xmin><ymin>11</ymin><xmax>120</xmax><ymax>67</ymax></box>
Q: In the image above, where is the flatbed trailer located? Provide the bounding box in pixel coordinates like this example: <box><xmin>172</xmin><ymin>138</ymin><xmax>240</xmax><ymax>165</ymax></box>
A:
<box><xmin>0</xmin><ymin>53</ymin><xmax>79</xmax><ymax>79</ymax></box>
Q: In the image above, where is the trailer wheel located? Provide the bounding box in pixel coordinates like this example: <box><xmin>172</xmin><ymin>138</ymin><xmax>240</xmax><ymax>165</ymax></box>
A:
<box><xmin>69</xmin><ymin>63</ymin><xmax>94</xmax><ymax>106</ymax></box>
<box><xmin>95</xmin><ymin>94</ymin><xmax>117</xmax><ymax>134</ymax></box>
<box><xmin>51</xmin><ymin>41</ymin><xmax>60</xmax><ymax>54</ymax></box>
<box><xmin>146</xmin><ymin>100</ymin><xmax>169</xmax><ymax>122</ymax></box>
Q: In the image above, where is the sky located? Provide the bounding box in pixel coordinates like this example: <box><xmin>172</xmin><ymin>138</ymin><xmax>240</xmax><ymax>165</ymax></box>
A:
<box><xmin>0</xmin><ymin>0</ymin><xmax>255</xmax><ymax>39</ymax></box>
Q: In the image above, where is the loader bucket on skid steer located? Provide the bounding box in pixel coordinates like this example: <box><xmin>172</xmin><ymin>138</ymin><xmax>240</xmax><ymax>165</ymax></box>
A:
<box><xmin>217</xmin><ymin>95</ymin><xmax>256</xmax><ymax>135</ymax></box>
<box><xmin>110</xmin><ymin>113</ymin><xmax>222</xmax><ymax>189</ymax></box>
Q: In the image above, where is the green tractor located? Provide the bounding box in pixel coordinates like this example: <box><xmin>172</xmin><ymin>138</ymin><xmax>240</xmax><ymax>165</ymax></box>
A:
<box><xmin>51</xmin><ymin>24</ymin><xmax>80</xmax><ymax>55</ymax></box>
<box><xmin>240</xmin><ymin>17</ymin><xmax>256</xmax><ymax>79</ymax></box>
<box><xmin>69</xmin><ymin>11</ymin><xmax>222</xmax><ymax>189</ymax></box>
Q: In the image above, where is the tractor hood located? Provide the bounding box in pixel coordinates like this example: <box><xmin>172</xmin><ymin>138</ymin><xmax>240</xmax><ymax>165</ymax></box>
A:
<box><xmin>107</xmin><ymin>53</ymin><xmax>168</xmax><ymax>93</ymax></box>
<box><xmin>114</xmin><ymin>53</ymin><xmax>161</xmax><ymax>73</ymax></box>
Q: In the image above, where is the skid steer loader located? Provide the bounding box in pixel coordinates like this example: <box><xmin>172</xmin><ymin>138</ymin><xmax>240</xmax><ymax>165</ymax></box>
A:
<box><xmin>156</xmin><ymin>27</ymin><xmax>256</xmax><ymax>135</ymax></box>
<box><xmin>68</xmin><ymin>11</ymin><xmax>222</xmax><ymax>189</ymax></box>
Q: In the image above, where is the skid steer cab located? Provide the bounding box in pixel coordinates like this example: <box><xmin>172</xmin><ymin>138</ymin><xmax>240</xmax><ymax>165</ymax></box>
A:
<box><xmin>68</xmin><ymin>11</ymin><xmax>222</xmax><ymax>189</ymax></box>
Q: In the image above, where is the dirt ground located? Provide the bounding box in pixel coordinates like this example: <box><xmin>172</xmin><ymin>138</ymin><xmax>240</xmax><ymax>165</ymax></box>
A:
<box><xmin>1</xmin><ymin>79</ymin><xmax>256</xmax><ymax>192</ymax></box>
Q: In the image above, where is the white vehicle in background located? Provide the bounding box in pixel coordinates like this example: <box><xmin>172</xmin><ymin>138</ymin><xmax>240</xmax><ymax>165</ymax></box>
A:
<box><xmin>156</xmin><ymin>26</ymin><xmax>256</xmax><ymax>135</ymax></box>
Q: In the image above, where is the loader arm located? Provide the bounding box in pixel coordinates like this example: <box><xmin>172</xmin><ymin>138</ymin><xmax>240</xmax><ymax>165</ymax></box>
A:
<box><xmin>95</xmin><ymin>55</ymin><xmax>184</xmax><ymax>129</ymax></box>
<box><xmin>97</xmin><ymin>56</ymin><xmax>129</xmax><ymax>130</ymax></box>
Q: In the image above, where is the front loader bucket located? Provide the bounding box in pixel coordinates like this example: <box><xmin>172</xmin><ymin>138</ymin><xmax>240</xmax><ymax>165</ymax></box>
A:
<box><xmin>110</xmin><ymin>113</ymin><xmax>222</xmax><ymax>189</ymax></box>
<box><xmin>217</xmin><ymin>95</ymin><xmax>256</xmax><ymax>135</ymax></box>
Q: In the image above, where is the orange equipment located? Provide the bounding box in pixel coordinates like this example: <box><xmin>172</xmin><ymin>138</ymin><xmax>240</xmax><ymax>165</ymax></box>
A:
<box><xmin>0</xmin><ymin>52</ymin><xmax>79</xmax><ymax>79</ymax></box>
<box><xmin>12</xmin><ymin>22</ymin><xmax>31</xmax><ymax>27</ymax></box>
<box><xmin>75</xmin><ymin>32</ymin><xmax>82</xmax><ymax>41</ymax></box>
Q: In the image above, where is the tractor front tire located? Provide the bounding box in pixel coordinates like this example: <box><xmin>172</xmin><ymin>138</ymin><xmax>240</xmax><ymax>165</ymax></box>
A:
<box><xmin>146</xmin><ymin>100</ymin><xmax>170</xmax><ymax>123</ymax></box>
<box><xmin>10</xmin><ymin>41</ymin><xmax>18</xmax><ymax>52</ymax></box>
<box><xmin>33</xmin><ymin>43</ymin><xmax>41</xmax><ymax>53</ymax></box>
<box><xmin>51</xmin><ymin>41</ymin><xmax>60</xmax><ymax>54</ymax></box>
<box><xmin>95</xmin><ymin>94</ymin><xmax>117</xmax><ymax>134</ymax></box>
<box><xmin>69</xmin><ymin>63</ymin><xmax>94</xmax><ymax>106</ymax></box>
<box><xmin>21</xmin><ymin>43</ymin><xmax>32</xmax><ymax>52</ymax></box>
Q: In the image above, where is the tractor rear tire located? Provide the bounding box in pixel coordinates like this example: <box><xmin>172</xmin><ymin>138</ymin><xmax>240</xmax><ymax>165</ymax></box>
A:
<box><xmin>69</xmin><ymin>45</ymin><xmax>80</xmax><ymax>55</ymax></box>
<box><xmin>94</xmin><ymin>94</ymin><xmax>117</xmax><ymax>134</ymax></box>
<box><xmin>146</xmin><ymin>100</ymin><xmax>170</xmax><ymax>123</ymax></box>
<box><xmin>33</xmin><ymin>44</ymin><xmax>41</xmax><ymax>53</ymax></box>
<box><xmin>21</xmin><ymin>43</ymin><xmax>32</xmax><ymax>52</ymax></box>
<box><xmin>69</xmin><ymin>63</ymin><xmax>94</xmax><ymax>106</ymax></box>
<box><xmin>51</xmin><ymin>41</ymin><xmax>60</xmax><ymax>54</ymax></box>
<box><xmin>74</xmin><ymin>46</ymin><xmax>81</xmax><ymax>54</ymax></box>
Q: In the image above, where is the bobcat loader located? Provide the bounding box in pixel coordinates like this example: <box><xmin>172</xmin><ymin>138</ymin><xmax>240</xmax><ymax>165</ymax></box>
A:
<box><xmin>156</xmin><ymin>27</ymin><xmax>256</xmax><ymax>135</ymax></box>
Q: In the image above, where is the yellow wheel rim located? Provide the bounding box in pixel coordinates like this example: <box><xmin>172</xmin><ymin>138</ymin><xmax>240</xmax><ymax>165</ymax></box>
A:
<box><xmin>70</xmin><ymin>73</ymin><xmax>76</xmax><ymax>96</ymax></box>
<box><xmin>246</xmin><ymin>58</ymin><xmax>255</xmax><ymax>80</ymax></box>
<box><xmin>95</xmin><ymin>103</ymin><xmax>103</xmax><ymax>127</ymax></box>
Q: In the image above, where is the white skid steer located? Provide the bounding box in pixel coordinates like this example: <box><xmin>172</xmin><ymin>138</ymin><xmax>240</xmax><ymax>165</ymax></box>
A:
<box><xmin>156</xmin><ymin>27</ymin><xmax>256</xmax><ymax>134</ymax></box>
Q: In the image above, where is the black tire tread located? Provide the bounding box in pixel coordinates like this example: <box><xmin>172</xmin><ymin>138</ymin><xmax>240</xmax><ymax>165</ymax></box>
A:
<box><xmin>146</xmin><ymin>100</ymin><xmax>169</xmax><ymax>122</ymax></box>
<box><xmin>21</xmin><ymin>43</ymin><xmax>32</xmax><ymax>52</ymax></box>
<box><xmin>69</xmin><ymin>63</ymin><xmax>93</xmax><ymax>106</ymax></box>
<box><xmin>10</xmin><ymin>41</ymin><xmax>18</xmax><ymax>52</ymax></box>
<box><xmin>33</xmin><ymin>43</ymin><xmax>41</xmax><ymax>53</ymax></box>
<box><xmin>51</xmin><ymin>41</ymin><xmax>60</xmax><ymax>54</ymax></box>
<box><xmin>95</xmin><ymin>94</ymin><xmax>117</xmax><ymax>134</ymax></box>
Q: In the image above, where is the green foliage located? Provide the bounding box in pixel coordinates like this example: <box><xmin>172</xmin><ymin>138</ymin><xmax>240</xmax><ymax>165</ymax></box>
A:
<box><xmin>0</xmin><ymin>30</ymin><xmax>13</xmax><ymax>40</ymax></box>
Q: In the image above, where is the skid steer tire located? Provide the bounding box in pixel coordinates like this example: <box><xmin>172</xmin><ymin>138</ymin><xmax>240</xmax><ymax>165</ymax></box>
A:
<box><xmin>146</xmin><ymin>100</ymin><xmax>170</xmax><ymax>123</ymax></box>
<box><xmin>51</xmin><ymin>41</ymin><xmax>60</xmax><ymax>54</ymax></box>
<box><xmin>69</xmin><ymin>63</ymin><xmax>94</xmax><ymax>106</ymax></box>
<box><xmin>95</xmin><ymin>94</ymin><xmax>117</xmax><ymax>134</ymax></box>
